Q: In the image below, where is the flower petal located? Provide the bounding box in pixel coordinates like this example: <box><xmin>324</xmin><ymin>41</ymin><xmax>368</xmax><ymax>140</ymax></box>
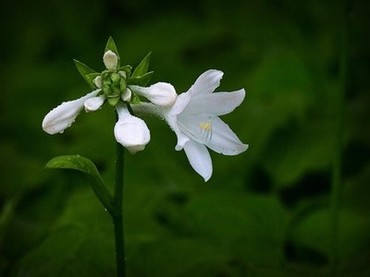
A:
<box><xmin>169</xmin><ymin>121</ymin><xmax>190</xmax><ymax>151</ymax></box>
<box><xmin>188</xmin><ymin>69</ymin><xmax>223</xmax><ymax>95</ymax></box>
<box><xmin>131</xmin><ymin>98</ymin><xmax>191</xmax><ymax>150</ymax></box>
<box><xmin>84</xmin><ymin>95</ymin><xmax>105</xmax><ymax>112</ymax></box>
<box><xmin>205</xmin><ymin>117</ymin><xmax>248</xmax><ymax>155</ymax></box>
<box><xmin>169</xmin><ymin>92</ymin><xmax>192</xmax><ymax>116</ymax></box>
<box><xmin>183</xmin><ymin>140</ymin><xmax>213</xmax><ymax>181</ymax></box>
<box><xmin>114</xmin><ymin>103</ymin><xmax>150</xmax><ymax>154</ymax></box>
<box><xmin>42</xmin><ymin>90</ymin><xmax>100</xmax><ymax>134</ymax></box>
<box><xmin>187</xmin><ymin>89</ymin><xmax>245</xmax><ymax>116</ymax></box>
<box><xmin>177</xmin><ymin>113</ymin><xmax>215</xmax><ymax>145</ymax></box>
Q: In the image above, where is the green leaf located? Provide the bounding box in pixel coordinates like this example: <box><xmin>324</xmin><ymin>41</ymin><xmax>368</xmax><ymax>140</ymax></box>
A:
<box><xmin>104</xmin><ymin>36</ymin><xmax>120</xmax><ymax>66</ymax></box>
<box><xmin>128</xmin><ymin>71</ymin><xmax>154</xmax><ymax>86</ymax></box>
<box><xmin>74</xmin><ymin>59</ymin><xmax>97</xmax><ymax>89</ymax></box>
<box><xmin>46</xmin><ymin>155</ymin><xmax>113</xmax><ymax>214</ymax></box>
<box><xmin>131</xmin><ymin>52</ymin><xmax>151</xmax><ymax>78</ymax></box>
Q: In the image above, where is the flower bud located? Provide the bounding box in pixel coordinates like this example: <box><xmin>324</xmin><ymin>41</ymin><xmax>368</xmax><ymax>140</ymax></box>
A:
<box><xmin>114</xmin><ymin>103</ymin><xmax>150</xmax><ymax>154</ymax></box>
<box><xmin>121</xmin><ymin>88</ymin><xmax>132</xmax><ymax>102</ymax></box>
<box><xmin>130</xmin><ymin>82</ymin><xmax>177</xmax><ymax>106</ymax></box>
<box><xmin>42</xmin><ymin>90</ymin><xmax>100</xmax><ymax>134</ymax></box>
<box><xmin>93</xmin><ymin>76</ymin><xmax>102</xmax><ymax>88</ymax></box>
<box><xmin>103</xmin><ymin>50</ymin><xmax>118</xmax><ymax>70</ymax></box>
<box><xmin>118</xmin><ymin>71</ymin><xmax>127</xmax><ymax>79</ymax></box>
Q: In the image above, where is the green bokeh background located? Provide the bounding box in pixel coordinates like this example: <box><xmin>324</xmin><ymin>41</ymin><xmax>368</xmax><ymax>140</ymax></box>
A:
<box><xmin>1</xmin><ymin>0</ymin><xmax>370</xmax><ymax>276</ymax></box>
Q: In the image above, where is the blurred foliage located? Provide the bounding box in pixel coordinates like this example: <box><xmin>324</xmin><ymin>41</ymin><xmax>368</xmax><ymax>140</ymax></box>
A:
<box><xmin>0</xmin><ymin>0</ymin><xmax>370</xmax><ymax>276</ymax></box>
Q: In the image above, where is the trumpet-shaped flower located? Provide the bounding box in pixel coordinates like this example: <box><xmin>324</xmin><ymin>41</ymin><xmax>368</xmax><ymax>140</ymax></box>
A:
<box><xmin>133</xmin><ymin>69</ymin><xmax>248</xmax><ymax>181</ymax></box>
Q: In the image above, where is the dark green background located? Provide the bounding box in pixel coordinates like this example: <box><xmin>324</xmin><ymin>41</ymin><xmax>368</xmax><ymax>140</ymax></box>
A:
<box><xmin>1</xmin><ymin>0</ymin><xmax>369</xmax><ymax>276</ymax></box>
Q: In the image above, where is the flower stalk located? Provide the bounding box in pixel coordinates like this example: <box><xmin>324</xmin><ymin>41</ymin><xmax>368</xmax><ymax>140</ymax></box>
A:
<box><xmin>112</xmin><ymin>141</ymin><xmax>126</xmax><ymax>277</ymax></box>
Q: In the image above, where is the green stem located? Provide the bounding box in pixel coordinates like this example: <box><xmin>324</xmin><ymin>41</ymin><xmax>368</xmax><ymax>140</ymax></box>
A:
<box><xmin>112</xmin><ymin>142</ymin><xmax>126</xmax><ymax>277</ymax></box>
<box><xmin>330</xmin><ymin>0</ymin><xmax>350</xmax><ymax>276</ymax></box>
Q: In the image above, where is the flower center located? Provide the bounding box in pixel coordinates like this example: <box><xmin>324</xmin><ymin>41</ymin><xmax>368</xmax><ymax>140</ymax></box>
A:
<box><xmin>200</xmin><ymin>121</ymin><xmax>212</xmax><ymax>142</ymax></box>
<box><xmin>200</xmin><ymin>122</ymin><xmax>212</xmax><ymax>130</ymax></box>
<box><xmin>101</xmin><ymin>70</ymin><xmax>129</xmax><ymax>105</ymax></box>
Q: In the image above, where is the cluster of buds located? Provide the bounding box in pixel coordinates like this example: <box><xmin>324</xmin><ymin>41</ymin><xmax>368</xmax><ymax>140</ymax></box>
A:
<box><xmin>42</xmin><ymin>37</ymin><xmax>176</xmax><ymax>154</ymax></box>
<box><xmin>42</xmin><ymin>37</ymin><xmax>248</xmax><ymax>181</ymax></box>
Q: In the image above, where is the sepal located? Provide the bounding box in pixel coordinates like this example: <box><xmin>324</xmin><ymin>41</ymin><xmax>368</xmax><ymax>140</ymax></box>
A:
<box><xmin>107</xmin><ymin>96</ymin><xmax>121</xmax><ymax>106</ymax></box>
<box><xmin>127</xmin><ymin>71</ymin><xmax>154</xmax><ymax>86</ymax></box>
<box><xmin>131</xmin><ymin>52</ymin><xmax>151</xmax><ymax>78</ymax></box>
<box><xmin>118</xmin><ymin>65</ymin><xmax>132</xmax><ymax>77</ymax></box>
<box><xmin>74</xmin><ymin>59</ymin><xmax>98</xmax><ymax>89</ymax></box>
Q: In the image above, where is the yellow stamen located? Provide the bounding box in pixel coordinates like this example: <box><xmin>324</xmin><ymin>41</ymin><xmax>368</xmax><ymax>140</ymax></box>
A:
<box><xmin>200</xmin><ymin>122</ymin><xmax>212</xmax><ymax>130</ymax></box>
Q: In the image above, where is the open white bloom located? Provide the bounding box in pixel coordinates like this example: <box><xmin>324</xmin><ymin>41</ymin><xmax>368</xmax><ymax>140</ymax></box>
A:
<box><xmin>114</xmin><ymin>103</ymin><xmax>150</xmax><ymax>154</ymax></box>
<box><xmin>133</xmin><ymin>69</ymin><xmax>248</xmax><ymax>181</ymax></box>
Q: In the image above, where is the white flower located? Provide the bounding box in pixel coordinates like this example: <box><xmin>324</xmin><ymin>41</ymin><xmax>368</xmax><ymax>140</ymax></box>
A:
<box><xmin>42</xmin><ymin>89</ymin><xmax>102</xmax><ymax>134</ymax></box>
<box><xmin>132</xmin><ymin>69</ymin><xmax>248</xmax><ymax>181</ymax></box>
<box><xmin>130</xmin><ymin>82</ymin><xmax>177</xmax><ymax>106</ymax></box>
<box><xmin>114</xmin><ymin>103</ymin><xmax>150</xmax><ymax>154</ymax></box>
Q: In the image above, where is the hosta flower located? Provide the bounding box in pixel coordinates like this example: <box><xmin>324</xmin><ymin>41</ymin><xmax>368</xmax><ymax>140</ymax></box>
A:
<box><xmin>133</xmin><ymin>69</ymin><xmax>248</xmax><ymax>181</ymax></box>
<box><xmin>42</xmin><ymin>49</ymin><xmax>154</xmax><ymax>153</ymax></box>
